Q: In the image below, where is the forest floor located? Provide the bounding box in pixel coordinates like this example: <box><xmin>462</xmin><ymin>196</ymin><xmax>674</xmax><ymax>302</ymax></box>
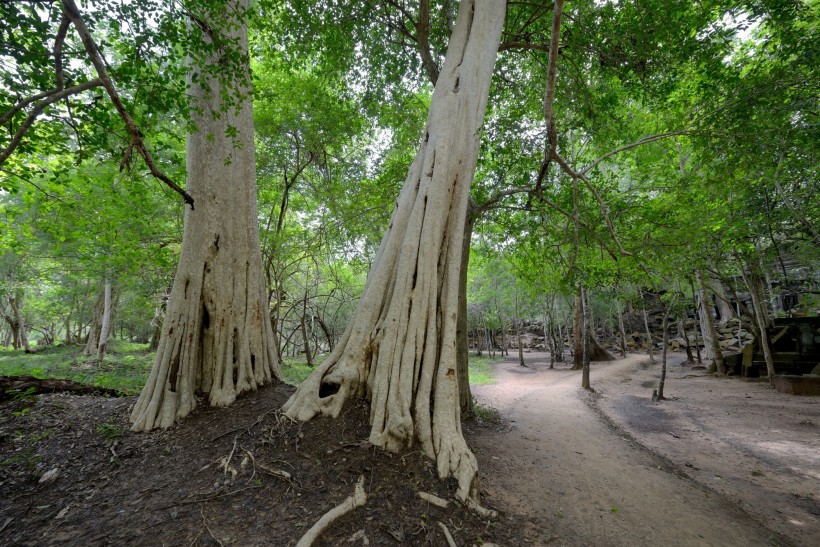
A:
<box><xmin>0</xmin><ymin>381</ymin><xmax>526</xmax><ymax>546</ymax></box>
<box><xmin>470</xmin><ymin>351</ymin><xmax>820</xmax><ymax>546</ymax></box>
<box><xmin>1</xmin><ymin>351</ymin><xmax>818</xmax><ymax>546</ymax></box>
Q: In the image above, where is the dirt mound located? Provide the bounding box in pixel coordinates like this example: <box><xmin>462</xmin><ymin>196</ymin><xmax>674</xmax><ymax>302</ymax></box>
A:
<box><xmin>0</xmin><ymin>384</ymin><xmax>526</xmax><ymax>545</ymax></box>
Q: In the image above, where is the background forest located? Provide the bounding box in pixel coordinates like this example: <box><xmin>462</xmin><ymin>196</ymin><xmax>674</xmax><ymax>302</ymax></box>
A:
<box><xmin>1</xmin><ymin>1</ymin><xmax>817</xmax><ymax>395</ymax></box>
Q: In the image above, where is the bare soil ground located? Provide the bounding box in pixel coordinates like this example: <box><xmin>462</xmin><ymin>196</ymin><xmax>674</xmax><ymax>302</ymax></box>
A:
<box><xmin>3</xmin><ymin>351</ymin><xmax>818</xmax><ymax>546</ymax></box>
<box><xmin>470</xmin><ymin>351</ymin><xmax>820</xmax><ymax>546</ymax></box>
<box><xmin>0</xmin><ymin>383</ymin><xmax>526</xmax><ymax>546</ymax></box>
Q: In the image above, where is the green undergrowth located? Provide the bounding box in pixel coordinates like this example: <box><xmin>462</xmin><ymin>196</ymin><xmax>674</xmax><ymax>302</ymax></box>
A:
<box><xmin>281</xmin><ymin>354</ymin><xmax>327</xmax><ymax>386</ymax></box>
<box><xmin>1</xmin><ymin>345</ymin><xmax>503</xmax><ymax>393</ymax></box>
<box><xmin>0</xmin><ymin>340</ymin><xmax>154</xmax><ymax>394</ymax></box>
<box><xmin>468</xmin><ymin>354</ymin><xmax>502</xmax><ymax>385</ymax></box>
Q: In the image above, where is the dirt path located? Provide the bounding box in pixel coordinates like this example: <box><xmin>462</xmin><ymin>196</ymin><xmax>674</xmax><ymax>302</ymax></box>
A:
<box><xmin>470</xmin><ymin>353</ymin><xmax>781</xmax><ymax>546</ymax></box>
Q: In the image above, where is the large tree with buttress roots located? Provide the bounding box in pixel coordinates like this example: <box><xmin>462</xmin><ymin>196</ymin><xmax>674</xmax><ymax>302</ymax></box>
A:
<box><xmin>131</xmin><ymin>0</ymin><xmax>280</xmax><ymax>431</ymax></box>
<box><xmin>283</xmin><ymin>0</ymin><xmax>506</xmax><ymax>504</ymax></box>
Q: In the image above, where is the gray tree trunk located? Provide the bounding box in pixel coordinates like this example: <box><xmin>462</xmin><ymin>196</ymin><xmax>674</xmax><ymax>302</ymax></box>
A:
<box><xmin>283</xmin><ymin>0</ymin><xmax>506</xmax><ymax>503</ymax></box>
<box><xmin>616</xmin><ymin>293</ymin><xmax>627</xmax><ymax>358</ymax></box>
<box><xmin>696</xmin><ymin>269</ymin><xmax>726</xmax><ymax>374</ymax></box>
<box><xmin>131</xmin><ymin>1</ymin><xmax>280</xmax><ymax>431</ymax></box>
<box><xmin>581</xmin><ymin>286</ymin><xmax>591</xmax><ymax>390</ymax></box>
<box><xmin>96</xmin><ymin>278</ymin><xmax>113</xmax><ymax>360</ymax></box>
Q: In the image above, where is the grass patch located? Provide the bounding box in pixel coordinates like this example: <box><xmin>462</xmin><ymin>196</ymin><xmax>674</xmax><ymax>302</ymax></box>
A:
<box><xmin>281</xmin><ymin>354</ymin><xmax>327</xmax><ymax>386</ymax></box>
<box><xmin>0</xmin><ymin>340</ymin><xmax>154</xmax><ymax>394</ymax></box>
<box><xmin>471</xmin><ymin>401</ymin><xmax>503</xmax><ymax>424</ymax></box>
<box><xmin>468</xmin><ymin>354</ymin><xmax>501</xmax><ymax>386</ymax></box>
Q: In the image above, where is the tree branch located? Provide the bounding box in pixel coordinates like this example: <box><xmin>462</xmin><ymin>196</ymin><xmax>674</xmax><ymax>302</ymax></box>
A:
<box><xmin>552</xmin><ymin>152</ymin><xmax>633</xmax><ymax>257</ymax></box>
<box><xmin>0</xmin><ymin>80</ymin><xmax>103</xmax><ymax>166</ymax></box>
<box><xmin>61</xmin><ymin>0</ymin><xmax>194</xmax><ymax>209</ymax></box>
<box><xmin>416</xmin><ymin>0</ymin><xmax>440</xmax><ymax>85</ymax></box>
<box><xmin>578</xmin><ymin>131</ymin><xmax>691</xmax><ymax>176</ymax></box>
<box><xmin>499</xmin><ymin>42</ymin><xmax>550</xmax><ymax>53</ymax></box>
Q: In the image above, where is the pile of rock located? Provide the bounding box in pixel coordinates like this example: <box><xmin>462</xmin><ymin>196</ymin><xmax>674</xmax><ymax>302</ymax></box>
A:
<box><xmin>714</xmin><ymin>318</ymin><xmax>755</xmax><ymax>353</ymax></box>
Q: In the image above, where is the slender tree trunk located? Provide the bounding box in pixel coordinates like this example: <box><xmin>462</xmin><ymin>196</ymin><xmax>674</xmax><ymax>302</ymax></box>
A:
<box><xmin>581</xmin><ymin>286</ymin><xmax>591</xmax><ymax>390</ymax></box>
<box><xmin>556</xmin><ymin>322</ymin><xmax>564</xmax><ymax>362</ymax></box>
<box><xmin>678</xmin><ymin>317</ymin><xmax>694</xmax><ymax>362</ymax></box>
<box><xmin>131</xmin><ymin>1</ymin><xmax>280</xmax><ymax>431</ymax></box>
<box><xmin>64</xmin><ymin>311</ymin><xmax>73</xmax><ymax>345</ymax></box>
<box><xmin>688</xmin><ymin>277</ymin><xmax>703</xmax><ymax>364</ymax></box>
<box><xmin>711</xmin><ymin>275</ymin><xmax>734</xmax><ymax>324</ymax></box>
<box><xmin>283</xmin><ymin>0</ymin><xmax>506</xmax><ymax>503</ymax></box>
<box><xmin>657</xmin><ymin>309</ymin><xmax>670</xmax><ymax>399</ymax></box>
<box><xmin>739</xmin><ymin>263</ymin><xmax>776</xmax><ymax>386</ymax></box>
<box><xmin>9</xmin><ymin>295</ymin><xmax>28</xmax><ymax>352</ymax></box>
<box><xmin>615</xmin><ymin>293</ymin><xmax>627</xmax><ymax>358</ymax></box>
<box><xmin>696</xmin><ymin>269</ymin><xmax>726</xmax><ymax>374</ymax></box>
<box><xmin>96</xmin><ymin>277</ymin><xmax>113</xmax><ymax>360</ymax></box>
<box><xmin>456</xmin><ymin>212</ymin><xmax>475</xmax><ymax>414</ymax></box>
<box><xmin>572</xmin><ymin>283</ymin><xmax>583</xmax><ymax>370</ymax></box>
<box><xmin>544</xmin><ymin>309</ymin><xmax>555</xmax><ymax>368</ymax></box>
<box><xmin>514</xmin><ymin>279</ymin><xmax>525</xmax><ymax>367</ymax></box>
<box><xmin>640</xmin><ymin>289</ymin><xmax>655</xmax><ymax>363</ymax></box>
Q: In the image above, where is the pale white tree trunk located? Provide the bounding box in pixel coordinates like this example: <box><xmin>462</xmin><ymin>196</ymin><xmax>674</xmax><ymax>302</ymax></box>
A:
<box><xmin>283</xmin><ymin>0</ymin><xmax>506</xmax><ymax>503</ymax></box>
<box><xmin>84</xmin><ymin>281</ymin><xmax>117</xmax><ymax>356</ymax></box>
<box><xmin>96</xmin><ymin>278</ymin><xmax>113</xmax><ymax>360</ymax></box>
<box><xmin>696</xmin><ymin>269</ymin><xmax>726</xmax><ymax>374</ymax></box>
<box><xmin>131</xmin><ymin>0</ymin><xmax>280</xmax><ymax>431</ymax></box>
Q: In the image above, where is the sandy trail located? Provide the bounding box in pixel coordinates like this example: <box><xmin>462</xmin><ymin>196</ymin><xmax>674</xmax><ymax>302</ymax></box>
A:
<box><xmin>471</xmin><ymin>353</ymin><xmax>778</xmax><ymax>546</ymax></box>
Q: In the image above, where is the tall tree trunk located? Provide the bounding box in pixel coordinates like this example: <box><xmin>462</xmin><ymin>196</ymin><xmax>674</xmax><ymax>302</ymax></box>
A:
<box><xmin>696</xmin><ymin>269</ymin><xmax>726</xmax><ymax>374</ymax></box>
<box><xmin>640</xmin><ymin>289</ymin><xmax>655</xmax><ymax>363</ymax></box>
<box><xmin>677</xmin><ymin>317</ymin><xmax>694</xmax><ymax>362</ymax></box>
<box><xmin>456</xmin><ymin>212</ymin><xmax>475</xmax><ymax>414</ymax></box>
<box><xmin>84</xmin><ymin>281</ymin><xmax>118</xmax><ymax>357</ymax></box>
<box><xmin>615</xmin><ymin>292</ymin><xmax>627</xmax><ymax>358</ymax></box>
<box><xmin>581</xmin><ymin>286</ymin><xmax>591</xmax><ymax>390</ymax></box>
<box><xmin>711</xmin><ymin>275</ymin><xmax>734</xmax><ymax>324</ymax></box>
<box><xmin>515</xmin><ymin>279</ymin><xmax>525</xmax><ymax>367</ymax></box>
<box><xmin>657</xmin><ymin>308</ymin><xmax>670</xmax><ymax>399</ymax></box>
<box><xmin>283</xmin><ymin>0</ymin><xmax>506</xmax><ymax>503</ymax></box>
<box><xmin>739</xmin><ymin>263</ymin><xmax>776</xmax><ymax>386</ymax></box>
<box><xmin>131</xmin><ymin>1</ymin><xmax>280</xmax><ymax>431</ymax></box>
<box><xmin>96</xmin><ymin>277</ymin><xmax>113</xmax><ymax>360</ymax></box>
<box><xmin>572</xmin><ymin>283</ymin><xmax>583</xmax><ymax>370</ymax></box>
<box><xmin>8</xmin><ymin>294</ymin><xmax>28</xmax><ymax>352</ymax></box>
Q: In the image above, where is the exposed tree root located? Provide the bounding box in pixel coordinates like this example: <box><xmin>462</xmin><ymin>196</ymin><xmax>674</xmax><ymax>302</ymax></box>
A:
<box><xmin>295</xmin><ymin>476</ymin><xmax>367</xmax><ymax>547</ymax></box>
<box><xmin>418</xmin><ymin>491</ymin><xmax>450</xmax><ymax>509</ymax></box>
<box><xmin>438</xmin><ymin>521</ymin><xmax>457</xmax><ymax>547</ymax></box>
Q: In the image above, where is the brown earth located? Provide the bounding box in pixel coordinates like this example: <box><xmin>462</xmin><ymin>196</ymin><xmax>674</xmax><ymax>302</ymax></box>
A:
<box><xmin>0</xmin><ymin>383</ymin><xmax>526</xmax><ymax>546</ymax></box>
<box><xmin>471</xmin><ymin>351</ymin><xmax>820</xmax><ymax>546</ymax></box>
<box><xmin>2</xmin><ymin>352</ymin><xmax>818</xmax><ymax>546</ymax></box>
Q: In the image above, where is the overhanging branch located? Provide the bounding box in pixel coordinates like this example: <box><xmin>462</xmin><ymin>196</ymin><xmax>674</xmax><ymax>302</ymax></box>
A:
<box><xmin>61</xmin><ymin>0</ymin><xmax>194</xmax><ymax>209</ymax></box>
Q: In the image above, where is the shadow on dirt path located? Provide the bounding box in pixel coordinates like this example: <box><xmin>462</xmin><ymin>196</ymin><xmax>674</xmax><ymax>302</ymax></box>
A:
<box><xmin>470</xmin><ymin>352</ymin><xmax>787</xmax><ymax>547</ymax></box>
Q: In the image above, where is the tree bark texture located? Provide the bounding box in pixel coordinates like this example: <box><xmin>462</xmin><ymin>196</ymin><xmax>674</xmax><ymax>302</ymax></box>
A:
<box><xmin>740</xmin><ymin>266</ymin><xmax>777</xmax><ymax>385</ymax></box>
<box><xmin>616</xmin><ymin>294</ymin><xmax>627</xmax><ymax>358</ymax></box>
<box><xmin>581</xmin><ymin>286</ymin><xmax>591</xmax><ymax>390</ymax></box>
<box><xmin>711</xmin><ymin>275</ymin><xmax>734</xmax><ymax>324</ymax></box>
<box><xmin>640</xmin><ymin>290</ymin><xmax>655</xmax><ymax>363</ymax></box>
<box><xmin>282</xmin><ymin>0</ymin><xmax>506</xmax><ymax>503</ymax></box>
<box><xmin>83</xmin><ymin>281</ymin><xmax>118</xmax><ymax>356</ymax></box>
<box><xmin>131</xmin><ymin>1</ymin><xmax>280</xmax><ymax>431</ymax></box>
<box><xmin>572</xmin><ymin>284</ymin><xmax>583</xmax><ymax>370</ymax></box>
<box><xmin>96</xmin><ymin>278</ymin><xmax>113</xmax><ymax>360</ymax></box>
<box><xmin>696</xmin><ymin>269</ymin><xmax>726</xmax><ymax>374</ymax></box>
<box><xmin>658</xmin><ymin>309</ymin><xmax>670</xmax><ymax>399</ymax></box>
<box><xmin>456</xmin><ymin>211</ymin><xmax>475</xmax><ymax>415</ymax></box>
